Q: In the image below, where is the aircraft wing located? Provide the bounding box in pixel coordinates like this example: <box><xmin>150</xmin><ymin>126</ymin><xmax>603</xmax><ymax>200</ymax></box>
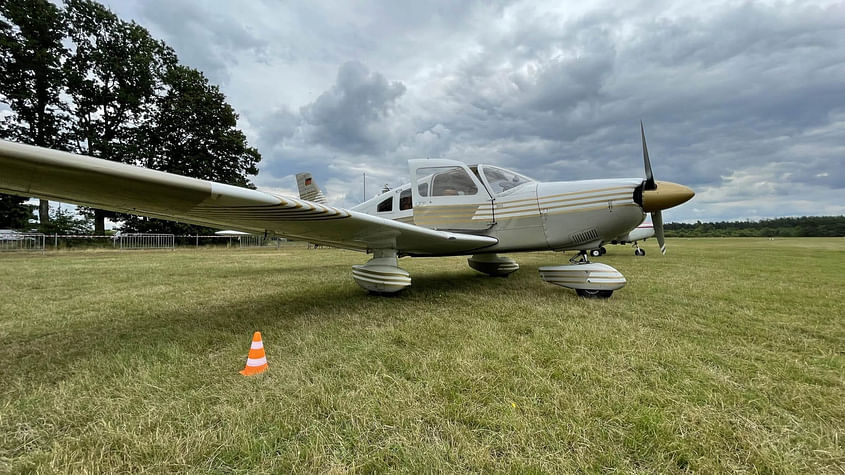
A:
<box><xmin>0</xmin><ymin>140</ymin><xmax>497</xmax><ymax>255</ymax></box>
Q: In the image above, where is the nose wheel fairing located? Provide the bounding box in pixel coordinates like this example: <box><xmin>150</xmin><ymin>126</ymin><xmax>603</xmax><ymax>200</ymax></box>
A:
<box><xmin>539</xmin><ymin>260</ymin><xmax>626</xmax><ymax>298</ymax></box>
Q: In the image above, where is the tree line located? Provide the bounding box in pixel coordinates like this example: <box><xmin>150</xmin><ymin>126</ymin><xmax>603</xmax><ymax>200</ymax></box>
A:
<box><xmin>664</xmin><ymin>216</ymin><xmax>845</xmax><ymax>237</ymax></box>
<box><xmin>0</xmin><ymin>0</ymin><xmax>261</xmax><ymax>234</ymax></box>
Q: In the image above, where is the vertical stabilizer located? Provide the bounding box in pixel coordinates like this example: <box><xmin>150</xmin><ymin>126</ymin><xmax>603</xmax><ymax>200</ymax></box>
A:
<box><xmin>296</xmin><ymin>172</ymin><xmax>328</xmax><ymax>204</ymax></box>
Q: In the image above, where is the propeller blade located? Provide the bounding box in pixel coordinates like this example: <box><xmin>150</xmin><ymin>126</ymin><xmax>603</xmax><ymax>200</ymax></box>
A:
<box><xmin>641</xmin><ymin>121</ymin><xmax>656</xmax><ymax>190</ymax></box>
<box><xmin>652</xmin><ymin>210</ymin><xmax>666</xmax><ymax>255</ymax></box>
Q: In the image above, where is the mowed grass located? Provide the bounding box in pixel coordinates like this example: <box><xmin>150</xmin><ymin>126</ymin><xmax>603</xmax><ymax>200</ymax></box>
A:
<box><xmin>0</xmin><ymin>238</ymin><xmax>842</xmax><ymax>473</ymax></box>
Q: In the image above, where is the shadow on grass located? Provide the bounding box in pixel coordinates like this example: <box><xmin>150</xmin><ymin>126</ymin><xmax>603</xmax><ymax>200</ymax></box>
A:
<box><xmin>1</xmin><ymin>266</ymin><xmax>540</xmax><ymax>387</ymax></box>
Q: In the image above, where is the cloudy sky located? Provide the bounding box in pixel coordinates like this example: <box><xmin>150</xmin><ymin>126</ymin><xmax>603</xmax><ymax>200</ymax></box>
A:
<box><xmin>100</xmin><ymin>0</ymin><xmax>844</xmax><ymax>222</ymax></box>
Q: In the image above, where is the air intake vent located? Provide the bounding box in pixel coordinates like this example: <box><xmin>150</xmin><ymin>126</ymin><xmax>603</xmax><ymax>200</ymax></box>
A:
<box><xmin>570</xmin><ymin>228</ymin><xmax>599</xmax><ymax>245</ymax></box>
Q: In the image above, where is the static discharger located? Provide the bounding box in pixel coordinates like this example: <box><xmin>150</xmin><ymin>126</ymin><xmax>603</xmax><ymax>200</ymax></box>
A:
<box><xmin>240</xmin><ymin>332</ymin><xmax>269</xmax><ymax>376</ymax></box>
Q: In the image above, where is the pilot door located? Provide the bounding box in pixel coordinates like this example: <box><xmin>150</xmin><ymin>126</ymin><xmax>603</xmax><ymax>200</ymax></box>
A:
<box><xmin>409</xmin><ymin>159</ymin><xmax>494</xmax><ymax>231</ymax></box>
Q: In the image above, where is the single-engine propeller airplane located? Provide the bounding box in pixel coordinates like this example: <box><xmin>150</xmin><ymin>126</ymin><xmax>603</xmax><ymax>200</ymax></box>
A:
<box><xmin>589</xmin><ymin>219</ymin><xmax>655</xmax><ymax>257</ymax></box>
<box><xmin>0</xmin><ymin>124</ymin><xmax>693</xmax><ymax>298</ymax></box>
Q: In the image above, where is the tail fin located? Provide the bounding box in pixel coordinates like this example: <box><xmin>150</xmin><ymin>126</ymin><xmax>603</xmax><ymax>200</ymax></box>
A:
<box><xmin>296</xmin><ymin>172</ymin><xmax>328</xmax><ymax>204</ymax></box>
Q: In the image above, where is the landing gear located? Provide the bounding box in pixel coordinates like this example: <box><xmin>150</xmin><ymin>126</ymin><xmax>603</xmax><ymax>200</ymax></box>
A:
<box><xmin>634</xmin><ymin>247</ymin><xmax>645</xmax><ymax>256</ymax></box>
<box><xmin>540</xmin><ymin>256</ymin><xmax>627</xmax><ymax>298</ymax></box>
<box><xmin>570</xmin><ymin>250</ymin><xmax>591</xmax><ymax>264</ymax></box>
<box><xmin>351</xmin><ymin>249</ymin><xmax>411</xmax><ymax>293</ymax></box>
<box><xmin>588</xmin><ymin>246</ymin><xmax>607</xmax><ymax>257</ymax></box>
<box><xmin>467</xmin><ymin>254</ymin><xmax>520</xmax><ymax>277</ymax></box>
<box><xmin>576</xmin><ymin>288</ymin><xmax>614</xmax><ymax>299</ymax></box>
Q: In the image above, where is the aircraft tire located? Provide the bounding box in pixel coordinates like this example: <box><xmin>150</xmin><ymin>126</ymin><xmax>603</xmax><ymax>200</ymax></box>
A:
<box><xmin>576</xmin><ymin>288</ymin><xmax>613</xmax><ymax>299</ymax></box>
<box><xmin>599</xmin><ymin>246</ymin><xmax>607</xmax><ymax>255</ymax></box>
<box><xmin>589</xmin><ymin>249</ymin><xmax>602</xmax><ymax>257</ymax></box>
<box><xmin>635</xmin><ymin>248</ymin><xmax>645</xmax><ymax>256</ymax></box>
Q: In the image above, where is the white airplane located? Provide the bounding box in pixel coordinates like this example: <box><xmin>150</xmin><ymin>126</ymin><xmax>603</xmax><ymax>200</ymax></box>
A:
<box><xmin>0</xmin><ymin>124</ymin><xmax>693</xmax><ymax>298</ymax></box>
<box><xmin>614</xmin><ymin>220</ymin><xmax>656</xmax><ymax>256</ymax></box>
<box><xmin>589</xmin><ymin>219</ymin><xmax>655</xmax><ymax>257</ymax></box>
<box><xmin>303</xmin><ymin>173</ymin><xmax>662</xmax><ymax>260</ymax></box>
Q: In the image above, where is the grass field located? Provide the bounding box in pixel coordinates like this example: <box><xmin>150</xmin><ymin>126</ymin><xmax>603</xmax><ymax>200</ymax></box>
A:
<box><xmin>0</xmin><ymin>238</ymin><xmax>843</xmax><ymax>473</ymax></box>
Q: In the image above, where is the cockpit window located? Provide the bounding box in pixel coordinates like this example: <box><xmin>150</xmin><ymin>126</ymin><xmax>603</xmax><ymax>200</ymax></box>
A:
<box><xmin>377</xmin><ymin>196</ymin><xmax>393</xmax><ymax>212</ymax></box>
<box><xmin>418</xmin><ymin>166</ymin><xmax>478</xmax><ymax>197</ymax></box>
<box><xmin>481</xmin><ymin>165</ymin><xmax>534</xmax><ymax>194</ymax></box>
<box><xmin>399</xmin><ymin>188</ymin><xmax>412</xmax><ymax>210</ymax></box>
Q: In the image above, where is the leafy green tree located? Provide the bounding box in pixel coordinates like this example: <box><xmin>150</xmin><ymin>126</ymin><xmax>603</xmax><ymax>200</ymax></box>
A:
<box><xmin>118</xmin><ymin>217</ymin><xmax>215</xmax><ymax>235</ymax></box>
<box><xmin>0</xmin><ymin>0</ymin><xmax>68</xmax><ymax>226</ymax></box>
<box><xmin>63</xmin><ymin>0</ymin><xmax>175</xmax><ymax>234</ymax></box>
<box><xmin>1</xmin><ymin>0</ymin><xmax>260</xmax><ymax>235</ymax></box>
<box><xmin>38</xmin><ymin>206</ymin><xmax>93</xmax><ymax>235</ymax></box>
<box><xmin>664</xmin><ymin>216</ymin><xmax>845</xmax><ymax>237</ymax></box>
<box><xmin>121</xmin><ymin>65</ymin><xmax>261</xmax><ymax>234</ymax></box>
<box><xmin>144</xmin><ymin>65</ymin><xmax>260</xmax><ymax>186</ymax></box>
<box><xmin>0</xmin><ymin>194</ymin><xmax>35</xmax><ymax>229</ymax></box>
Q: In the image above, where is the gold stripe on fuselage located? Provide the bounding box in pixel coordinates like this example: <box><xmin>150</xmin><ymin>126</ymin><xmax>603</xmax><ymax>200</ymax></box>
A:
<box><xmin>538</xmin><ymin>191</ymin><xmax>631</xmax><ymax>208</ymax></box>
<box><xmin>412</xmin><ymin>186</ymin><xmax>637</xmax><ymax>225</ymax></box>
<box><xmin>538</xmin><ymin>186</ymin><xmax>632</xmax><ymax>201</ymax></box>
<box><xmin>543</xmin><ymin>202</ymin><xmax>639</xmax><ymax>217</ymax></box>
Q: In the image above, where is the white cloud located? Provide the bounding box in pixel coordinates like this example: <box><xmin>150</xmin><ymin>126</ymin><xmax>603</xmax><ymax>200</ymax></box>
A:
<box><xmin>95</xmin><ymin>0</ymin><xmax>845</xmax><ymax>219</ymax></box>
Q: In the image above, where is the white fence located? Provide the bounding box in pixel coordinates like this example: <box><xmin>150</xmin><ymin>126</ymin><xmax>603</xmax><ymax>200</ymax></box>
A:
<box><xmin>116</xmin><ymin>233</ymin><xmax>175</xmax><ymax>250</ymax></box>
<box><xmin>237</xmin><ymin>235</ymin><xmax>265</xmax><ymax>248</ymax></box>
<box><xmin>0</xmin><ymin>233</ymin><xmax>292</xmax><ymax>251</ymax></box>
<box><xmin>0</xmin><ymin>233</ymin><xmax>46</xmax><ymax>252</ymax></box>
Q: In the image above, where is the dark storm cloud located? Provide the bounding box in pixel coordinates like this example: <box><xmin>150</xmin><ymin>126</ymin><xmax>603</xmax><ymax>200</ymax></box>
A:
<box><xmin>409</xmin><ymin>1</ymin><xmax>845</xmax><ymax>205</ymax></box>
<box><xmin>258</xmin><ymin>108</ymin><xmax>300</xmax><ymax>148</ymax></box>
<box><xmin>129</xmin><ymin>0</ymin><xmax>269</xmax><ymax>84</ymax></box>
<box><xmin>300</xmin><ymin>61</ymin><xmax>406</xmax><ymax>155</ymax></box>
<box><xmin>103</xmin><ymin>0</ymin><xmax>845</xmax><ymax>219</ymax></box>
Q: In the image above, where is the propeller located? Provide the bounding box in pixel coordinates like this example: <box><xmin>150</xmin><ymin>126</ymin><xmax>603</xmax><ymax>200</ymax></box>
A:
<box><xmin>641</xmin><ymin>122</ymin><xmax>656</xmax><ymax>191</ymax></box>
<box><xmin>638</xmin><ymin>121</ymin><xmax>694</xmax><ymax>255</ymax></box>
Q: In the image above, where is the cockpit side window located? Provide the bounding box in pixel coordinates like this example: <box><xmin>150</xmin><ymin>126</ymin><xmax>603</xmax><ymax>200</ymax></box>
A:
<box><xmin>420</xmin><ymin>166</ymin><xmax>478</xmax><ymax>196</ymax></box>
<box><xmin>482</xmin><ymin>166</ymin><xmax>533</xmax><ymax>194</ymax></box>
<box><xmin>399</xmin><ymin>189</ymin><xmax>412</xmax><ymax>210</ymax></box>
<box><xmin>377</xmin><ymin>196</ymin><xmax>393</xmax><ymax>212</ymax></box>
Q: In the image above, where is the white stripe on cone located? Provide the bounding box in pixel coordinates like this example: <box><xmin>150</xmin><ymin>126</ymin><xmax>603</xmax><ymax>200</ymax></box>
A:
<box><xmin>250</xmin><ymin>341</ymin><xmax>264</xmax><ymax>350</ymax></box>
<box><xmin>246</xmin><ymin>356</ymin><xmax>267</xmax><ymax>366</ymax></box>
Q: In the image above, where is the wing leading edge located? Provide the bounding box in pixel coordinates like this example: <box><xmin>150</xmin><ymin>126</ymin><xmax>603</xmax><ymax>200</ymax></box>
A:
<box><xmin>0</xmin><ymin>140</ymin><xmax>497</xmax><ymax>255</ymax></box>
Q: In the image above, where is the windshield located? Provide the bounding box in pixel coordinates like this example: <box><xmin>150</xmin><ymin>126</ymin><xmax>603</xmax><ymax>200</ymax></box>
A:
<box><xmin>481</xmin><ymin>165</ymin><xmax>534</xmax><ymax>194</ymax></box>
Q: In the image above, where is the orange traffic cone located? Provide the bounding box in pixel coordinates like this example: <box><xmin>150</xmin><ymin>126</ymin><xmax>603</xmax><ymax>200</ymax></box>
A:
<box><xmin>240</xmin><ymin>331</ymin><xmax>269</xmax><ymax>376</ymax></box>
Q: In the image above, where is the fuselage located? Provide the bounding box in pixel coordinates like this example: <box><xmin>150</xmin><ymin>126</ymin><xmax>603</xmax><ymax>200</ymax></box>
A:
<box><xmin>352</xmin><ymin>163</ymin><xmax>645</xmax><ymax>255</ymax></box>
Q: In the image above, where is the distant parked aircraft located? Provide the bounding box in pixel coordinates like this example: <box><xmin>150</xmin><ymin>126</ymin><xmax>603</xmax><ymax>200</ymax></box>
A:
<box><xmin>590</xmin><ymin>219</ymin><xmax>656</xmax><ymax>257</ymax></box>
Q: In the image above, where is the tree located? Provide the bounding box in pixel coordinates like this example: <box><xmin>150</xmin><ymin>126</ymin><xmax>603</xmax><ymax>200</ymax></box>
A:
<box><xmin>63</xmin><ymin>0</ymin><xmax>175</xmax><ymax>234</ymax></box>
<box><xmin>118</xmin><ymin>217</ymin><xmax>214</xmax><ymax>235</ymax></box>
<box><xmin>1</xmin><ymin>0</ymin><xmax>261</xmax><ymax>235</ymax></box>
<box><xmin>38</xmin><ymin>206</ymin><xmax>93</xmax><ymax>235</ymax></box>
<box><xmin>0</xmin><ymin>194</ymin><xmax>35</xmax><ymax>229</ymax></box>
<box><xmin>145</xmin><ymin>65</ymin><xmax>260</xmax><ymax>186</ymax></box>
<box><xmin>121</xmin><ymin>65</ymin><xmax>261</xmax><ymax>233</ymax></box>
<box><xmin>0</xmin><ymin>0</ymin><xmax>68</xmax><ymax>227</ymax></box>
